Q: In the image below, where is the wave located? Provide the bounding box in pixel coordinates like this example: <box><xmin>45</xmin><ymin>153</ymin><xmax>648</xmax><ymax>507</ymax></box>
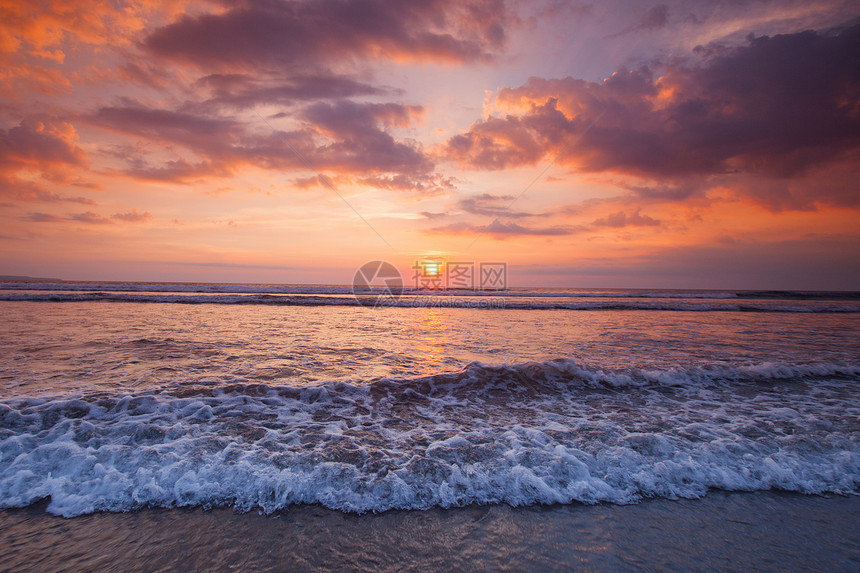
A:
<box><xmin>2</xmin><ymin>282</ymin><xmax>858</xmax><ymax>301</ymax></box>
<box><xmin>1</xmin><ymin>291</ymin><xmax>858</xmax><ymax>312</ymax></box>
<box><xmin>1</xmin><ymin>359</ymin><xmax>858</xmax><ymax>517</ymax></box>
<box><xmin>0</xmin><ymin>282</ymin><xmax>357</xmax><ymax>295</ymax></box>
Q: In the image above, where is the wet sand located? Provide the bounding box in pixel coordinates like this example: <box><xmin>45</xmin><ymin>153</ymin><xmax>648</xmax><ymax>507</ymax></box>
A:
<box><xmin>1</xmin><ymin>491</ymin><xmax>858</xmax><ymax>572</ymax></box>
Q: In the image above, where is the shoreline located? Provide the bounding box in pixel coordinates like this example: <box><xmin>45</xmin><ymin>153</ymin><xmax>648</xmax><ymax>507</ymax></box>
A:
<box><xmin>2</xmin><ymin>491</ymin><xmax>858</xmax><ymax>572</ymax></box>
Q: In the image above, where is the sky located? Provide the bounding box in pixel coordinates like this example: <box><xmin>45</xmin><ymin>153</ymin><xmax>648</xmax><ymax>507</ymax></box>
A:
<box><xmin>1</xmin><ymin>0</ymin><xmax>859</xmax><ymax>289</ymax></box>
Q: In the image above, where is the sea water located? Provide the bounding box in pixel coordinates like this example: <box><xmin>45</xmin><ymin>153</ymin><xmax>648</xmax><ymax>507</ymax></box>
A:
<box><xmin>0</xmin><ymin>283</ymin><xmax>858</xmax><ymax>518</ymax></box>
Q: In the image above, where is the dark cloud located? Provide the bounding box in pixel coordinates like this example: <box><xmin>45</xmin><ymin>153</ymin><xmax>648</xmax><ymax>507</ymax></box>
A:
<box><xmin>123</xmin><ymin>159</ymin><xmax>229</xmax><ymax>184</ymax></box>
<box><xmin>93</xmin><ymin>106</ymin><xmax>240</xmax><ymax>151</ymax></box>
<box><xmin>144</xmin><ymin>0</ymin><xmax>515</xmax><ymax>69</ymax></box>
<box><xmin>620</xmin><ymin>182</ymin><xmax>703</xmax><ymax>201</ymax></box>
<box><xmin>23</xmin><ymin>212</ymin><xmax>65</xmax><ymax>223</ymax></box>
<box><xmin>193</xmin><ymin>73</ymin><xmax>390</xmax><ymax>110</ymax></box>
<box><xmin>446</xmin><ymin>25</ymin><xmax>860</xmax><ymax>206</ymax></box>
<box><xmin>89</xmin><ymin>99</ymin><xmax>442</xmax><ymax>190</ymax></box>
<box><xmin>640</xmin><ymin>4</ymin><xmax>669</xmax><ymax>29</ymax></box>
<box><xmin>446</xmin><ymin>98</ymin><xmax>574</xmax><ymax>169</ymax></box>
<box><xmin>299</xmin><ymin>100</ymin><xmax>430</xmax><ymax>173</ymax></box>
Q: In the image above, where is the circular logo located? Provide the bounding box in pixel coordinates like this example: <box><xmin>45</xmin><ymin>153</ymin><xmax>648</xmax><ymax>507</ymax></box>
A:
<box><xmin>352</xmin><ymin>260</ymin><xmax>403</xmax><ymax>307</ymax></box>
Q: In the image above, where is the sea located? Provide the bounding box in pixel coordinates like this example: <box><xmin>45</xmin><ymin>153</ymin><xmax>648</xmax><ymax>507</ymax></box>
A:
<box><xmin>1</xmin><ymin>281</ymin><xmax>858</xmax><ymax>570</ymax></box>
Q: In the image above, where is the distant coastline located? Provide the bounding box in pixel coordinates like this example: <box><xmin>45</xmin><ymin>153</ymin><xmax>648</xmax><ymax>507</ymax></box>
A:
<box><xmin>0</xmin><ymin>275</ymin><xmax>63</xmax><ymax>282</ymax></box>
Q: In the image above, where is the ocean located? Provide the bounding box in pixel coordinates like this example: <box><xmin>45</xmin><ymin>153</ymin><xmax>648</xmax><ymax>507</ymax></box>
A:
<box><xmin>1</xmin><ymin>282</ymin><xmax>858</xmax><ymax>569</ymax></box>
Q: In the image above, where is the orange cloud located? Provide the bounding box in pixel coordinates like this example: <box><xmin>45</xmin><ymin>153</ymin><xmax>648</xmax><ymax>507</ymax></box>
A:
<box><xmin>0</xmin><ymin>117</ymin><xmax>94</xmax><ymax>205</ymax></box>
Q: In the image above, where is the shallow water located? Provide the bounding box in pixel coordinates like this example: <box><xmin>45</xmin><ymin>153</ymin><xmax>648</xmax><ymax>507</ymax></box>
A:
<box><xmin>1</xmin><ymin>492</ymin><xmax>858</xmax><ymax>572</ymax></box>
<box><xmin>3</xmin><ymin>300</ymin><xmax>858</xmax><ymax>396</ymax></box>
<box><xmin>0</xmin><ymin>285</ymin><xmax>858</xmax><ymax>518</ymax></box>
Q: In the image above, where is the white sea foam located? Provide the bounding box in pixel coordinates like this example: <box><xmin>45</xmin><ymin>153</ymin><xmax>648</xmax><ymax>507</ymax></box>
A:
<box><xmin>0</xmin><ymin>282</ymin><xmax>744</xmax><ymax>298</ymax></box>
<box><xmin>3</xmin><ymin>282</ymin><xmax>856</xmax><ymax>300</ymax></box>
<box><xmin>0</xmin><ymin>359</ymin><xmax>857</xmax><ymax>517</ymax></box>
<box><xmin>0</xmin><ymin>291</ymin><xmax>857</xmax><ymax>312</ymax></box>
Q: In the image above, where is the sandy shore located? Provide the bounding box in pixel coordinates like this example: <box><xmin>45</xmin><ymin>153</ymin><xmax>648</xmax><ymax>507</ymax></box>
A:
<box><xmin>1</xmin><ymin>491</ymin><xmax>858</xmax><ymax>572</ymax></box>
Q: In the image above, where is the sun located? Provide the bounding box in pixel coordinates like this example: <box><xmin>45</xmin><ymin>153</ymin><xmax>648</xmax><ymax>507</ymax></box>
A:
<box><xmin>423</xmin><ymin>262</ymin><xmax>441</xmax><ymax>276</ymax></box>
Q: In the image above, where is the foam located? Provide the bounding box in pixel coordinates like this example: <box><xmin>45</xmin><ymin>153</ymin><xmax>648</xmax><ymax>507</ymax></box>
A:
<box><xmin>2</xmin><ymin>282</ymin><xmax>857</xmax><ymax>300</ymax></box>
<box><xmin>0</xmin><ymin>291</ymin><xmax>857</xmax><ymax>312</ymax></box>
<box><xmin>0</xmin><ymin>359</ymin><xmax>857</xmax><ymax>517</ymax></box>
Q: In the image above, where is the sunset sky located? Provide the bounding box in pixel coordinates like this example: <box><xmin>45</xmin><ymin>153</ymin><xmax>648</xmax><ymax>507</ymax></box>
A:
<box><xmin>1</xmin><ymin>0</ymin><xmax>859</xmax><ymax>288</ymax></box>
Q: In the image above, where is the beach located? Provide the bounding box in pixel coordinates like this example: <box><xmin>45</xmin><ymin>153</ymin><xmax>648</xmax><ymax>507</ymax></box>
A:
<box><xmin>1</xmin><ymin>492</ymin><xmax>857</xmax><ymax>571</ymax></box>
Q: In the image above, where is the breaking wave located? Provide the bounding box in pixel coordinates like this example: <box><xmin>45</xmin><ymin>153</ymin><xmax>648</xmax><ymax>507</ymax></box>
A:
<box><xmin>1</xmin><ymin>359</ymin><xmax>858</xmax><ymax>517</ymax></box>
<box><xmin>0</xmin><ymin>291</ymin><xmax>858</xmax><ymax>312</ymax></box>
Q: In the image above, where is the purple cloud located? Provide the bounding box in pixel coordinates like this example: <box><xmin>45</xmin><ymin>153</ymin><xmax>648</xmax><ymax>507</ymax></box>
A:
<box><xmin>144</xmin><ymin>0</ymin><xmax>515</xmax><ymax>69</ymax></box>
<box><xmin>446</xmin><ymin>25</ymin><xmax>860</xmax><ymax>206</ymax></box>
<box><xmin>90</xmin><ymin>99</ymin><xmax>443</xmax><ymax>190</ymax></box>
<box><xmin>193</xmin><ymin>73</ymin><xmax>390</xmax><ymax>110</ymax></box>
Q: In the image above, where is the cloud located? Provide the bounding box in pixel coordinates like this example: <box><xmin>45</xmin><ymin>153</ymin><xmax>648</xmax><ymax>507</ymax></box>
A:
<box><xmin>445</xmin><ymin>25</ymin><xmax>860</xmax><ymax>207</ymax></box>
<box><xmin>24</xmin><ymin>212</ymin><xmax>65</xmax><ymax>223</ymax></box>
<box><xmin>618</xmin><ymin>181</ymin><xmax>703</xmax><ymax>201</ymax></box>
<box><xmin>22</xmin><ymin>209</ymin><xmax>152</xmax><ymax>224</ymax></box>
<box><xmin>357</xmin><ymin>173</ymin><xmax>455</xmax><ymax>194</ymax></box>
<box><xmin>429</xmin><ymin>219</ymin><xmax>581</xmax><ymax>237</ymax></box>
<box><xmin>0</xmin><ymin>117</ymin><xmax>94</xmax><ymax>205</ymax></box>
<box><xmin>445</xmin><ymin>98</ymin><xmax>573</xmax><ymax>169</ymax></box>
<box><xmin>0</xmin><ymin>117</ymin><xmax>86</xmax><ymax>173</ymax></box>
<box><xmin>419</xmin><ymin>211</ymin><xmax>448</xmax><ymax>220</ymax></box>
<box><xmin>424</xmin><ymin>195</ymin><xmax>664</xmax><ymax>240</ymax></box>
<box><xmin>592</xmin><ymin>208</ymin><xmax>661</xmax><ymax>227</ymax></box>
<box><xmin>89</xmin><ymin>99</ymin><xmax>442</xmax><ymax>190</ymax></box>
<box><xmin>607</xmin><ymin>3</ymin><xmax>670</xmax><ymax>37</ymax></box>
<box><xmin>123</xmin><ymin>158</ymin><xmax>229</xmax><ymax>184</ymax></box>
<box><xmin>92</xmin><ymin>105</ymin><xmax>240</xmax><ymax>150</ymax></box>
<box><xmin>0</xmin><ymin>178</ymin><xmax>96</xmax><ymax>204</ymax></box>
<box><xmin>0</xmin><ymin>0</ymin><xmax>179</xmax><ymax>97</ymax></box>
<box><xmin>193</xmin><ymin>73</ymin><xmax>390</xmax><ymax>110</ymax></box>
<box><xmin>112</xmin><ymin>209</ymin><xmax>153</xmax><ymax>222</ymax></box>
<box><xmin>70</xmin><ymin>211</ymin><xmax>111</xmax><ymax>224</ymax></box>
<box><xmin>640</xmin><ymin>4</ymin><xmax>669</xmax><ymax>30</ymax></box>
<box><xmin>299</xmin><ymin>100</ymin><xmax>432</xmax><ymax>174</ymax></box>
<box><xmin>514</xmin><ymin>234</ymin><xmax>860</xmax><ymax>290</ymax></box>
<box><xmin>456</xmin><ymin>193</ymin><xmax>545</xmax><ymax>219</ymax></box>
<box><xmin>0</xmin><ymin>0</ymin><xmax>165</xmax><ymax>54</ymax></box>
<box><xmin>144</xmin><ymin>0</ymin><xmax>515</xmax><ymax>69</ymax></box>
